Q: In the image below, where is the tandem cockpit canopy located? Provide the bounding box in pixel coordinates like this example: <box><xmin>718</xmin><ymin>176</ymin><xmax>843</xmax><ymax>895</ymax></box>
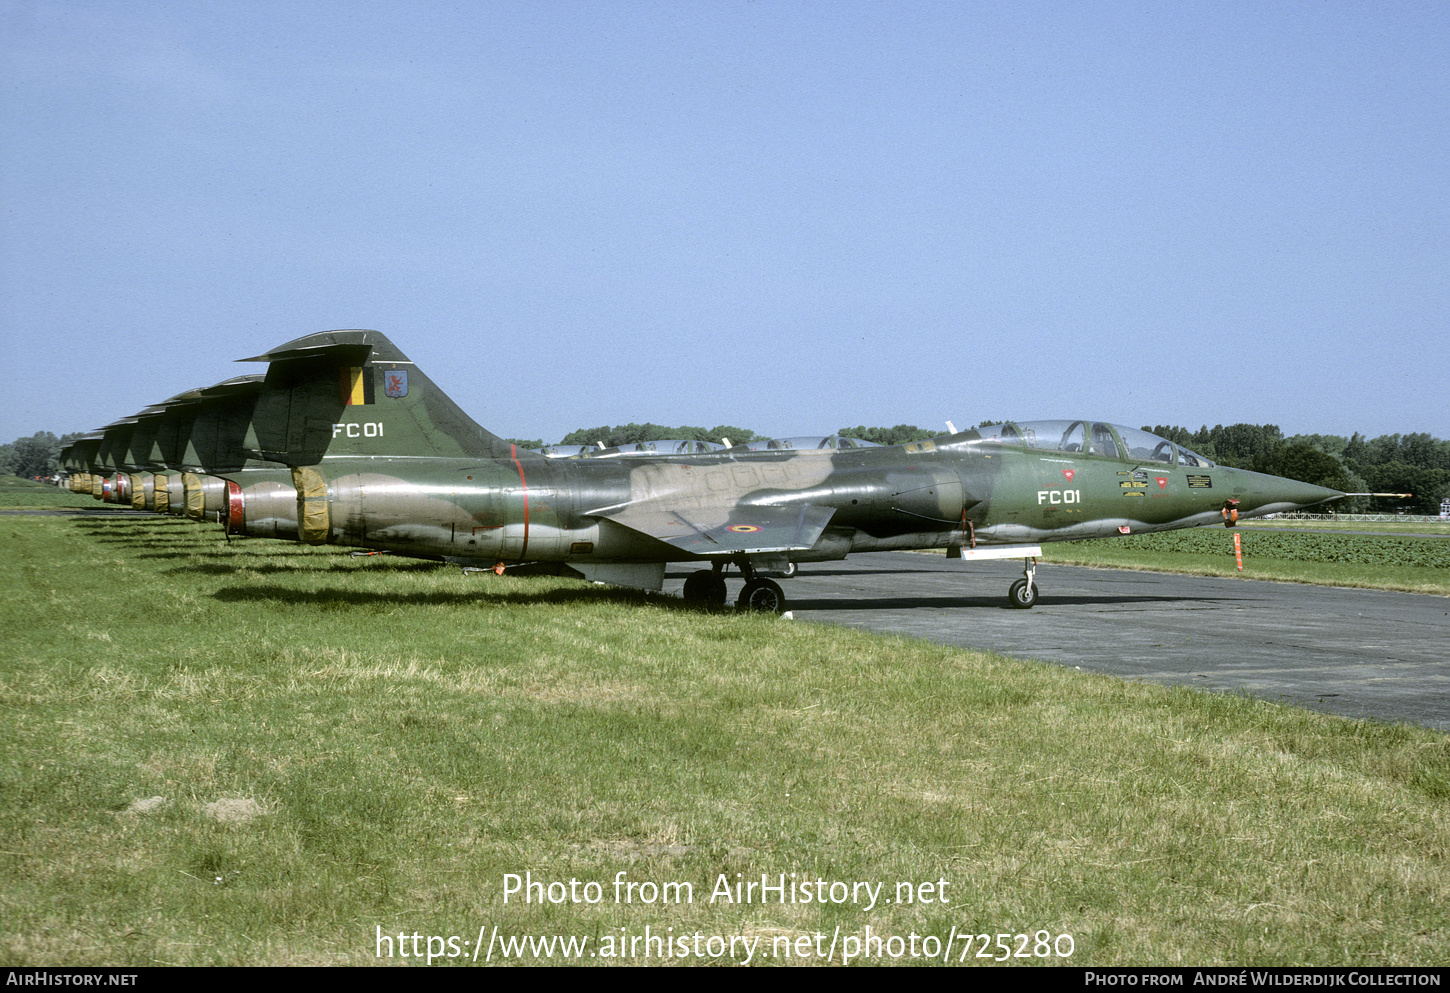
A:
<box><xmin>969</xmin><ymin>421</ymin><xmax>1216</xmax><ymax>468</ymax></box>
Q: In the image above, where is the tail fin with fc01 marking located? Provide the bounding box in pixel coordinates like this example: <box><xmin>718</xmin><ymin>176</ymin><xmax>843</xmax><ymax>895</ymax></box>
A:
<box><xmin>236</xmin><ymin>329</ymin><xmax>530</xmax><ymax>465</ymax></box>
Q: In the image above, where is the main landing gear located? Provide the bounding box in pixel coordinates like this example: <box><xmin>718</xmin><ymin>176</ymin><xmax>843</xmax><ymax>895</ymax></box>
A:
<box><xmin>684</xmin><ymin>553</ymin><xmax>1041</xmax><ymax>613</ymax></box>
<box><xmin>681</xmin><ymin>561</ymin><xmax>790</xmax><ymax>614</ymax></box>
<box><xmin>737</xmin><ymin>577</ymin><xmax>786</xmax><ymax>614</ymax></box>
<box><xmin>681</xmin><ymin>569</ymin><xmax>728</xmax><ymax>607</ymax></box>
<box><xmin>1007</xmin><ymin>557</ymin><xmax>1039</xmax><ymax>609</ymax></box>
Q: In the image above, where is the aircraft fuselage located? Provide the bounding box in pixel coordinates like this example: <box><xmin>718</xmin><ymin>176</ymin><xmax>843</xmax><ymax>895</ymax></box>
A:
<box><xmin>295</xmin><ymin>432</ymin><xmax>1334</xmax><ymax>567</ymax></box>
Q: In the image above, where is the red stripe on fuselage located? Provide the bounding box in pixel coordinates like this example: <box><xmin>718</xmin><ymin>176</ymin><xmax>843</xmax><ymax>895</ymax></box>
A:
<box><xmin>509</xmin><ymin>444</ymin><xmax>530</xmax><ymax>561</ymax></box>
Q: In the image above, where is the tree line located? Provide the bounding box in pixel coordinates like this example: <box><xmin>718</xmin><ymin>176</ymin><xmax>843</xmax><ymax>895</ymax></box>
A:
<box><xmin>1144</xmin><ymin>424</ymin><xmax>1449</xmax><ymax>515</ymax></box>
<box><xmin>552</xmin><ymin>423</ymin><xmax>766</xmax><ymax>449</ymax></box>
<box><xmin>523</xmin><ymin>423</ymin><xmax>943</xmax><ymax>450</ymax></box>
<box><xmin>0</xmin><ymin>431</ymin><xmax>85</xmax><ymax>481</ymax></box>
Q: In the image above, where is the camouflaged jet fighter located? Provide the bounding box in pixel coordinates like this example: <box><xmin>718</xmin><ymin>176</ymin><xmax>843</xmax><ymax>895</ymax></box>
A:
<box><xmin>164</xmin><ymin>329</ymin><xmax>1343</xmax><ymax>613</ymax></box>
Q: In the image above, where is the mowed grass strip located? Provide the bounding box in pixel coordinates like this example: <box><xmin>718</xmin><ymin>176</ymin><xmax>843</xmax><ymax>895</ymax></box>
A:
<box><xmin>1042</xmin><ymin>526</ymin><xmax>1450</xmax><ymax>596</ymax></box>
<box><xmin>0</xmin><ymin>516</ymin><xmax>1445</xmax><ymax>966</ymax></box>
<box><xmin>0</xmin><ymin>476</ymin><xmax>98</xmax><ymax>509</ymax></box>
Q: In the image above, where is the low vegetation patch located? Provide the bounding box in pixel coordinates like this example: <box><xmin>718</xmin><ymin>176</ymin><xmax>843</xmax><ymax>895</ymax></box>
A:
<box><xmin>0</xmin><ymin>476</ymin><xmax>96</xmax><ymax>509</ymax></box>
<box><xmin>1043</xmin><ymin>526</ymin><xmax>1450</xmax><ymax>596</ymax></box>
<box><xmin>1239</xmin><ymin>518</ymin><xmax>1450</xmax><ymax>535</ymax></box>
<box><xmin>1</xmin><ymin>516</ymin><xmax>1445</xmax><ymax>966</ymax></box>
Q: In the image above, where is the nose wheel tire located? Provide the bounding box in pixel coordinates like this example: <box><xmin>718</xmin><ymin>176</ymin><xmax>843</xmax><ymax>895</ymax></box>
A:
<box><xmin>1007</xmin><ymin>579</ymin><xmax>1039</xmax><ymax>609</ymax></box>
<box><xmin>737</xmin><ymin>577</ymin><xmax>787</xmax><ymax>614</ymax></box>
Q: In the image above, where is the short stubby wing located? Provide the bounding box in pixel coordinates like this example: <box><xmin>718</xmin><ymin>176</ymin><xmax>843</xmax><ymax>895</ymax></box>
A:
<box><xmin>596</xmin><ymin>503</ymin><xmax>836</xmax><ymax>556</ymax></box>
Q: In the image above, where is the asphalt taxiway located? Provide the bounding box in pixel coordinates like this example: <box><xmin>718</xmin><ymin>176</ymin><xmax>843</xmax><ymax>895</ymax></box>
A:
<box><xmin>670</xmin><ymin>554</ymin><xmax>1449</xmax><ymax>732</ymax></box>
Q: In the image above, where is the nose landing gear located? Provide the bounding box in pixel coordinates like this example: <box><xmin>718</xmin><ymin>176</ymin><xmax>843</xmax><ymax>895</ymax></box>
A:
<box><xmin>1007</xmin><ymin>557</ymin><xmax>1039</xmax><ymax>609</ymax></box>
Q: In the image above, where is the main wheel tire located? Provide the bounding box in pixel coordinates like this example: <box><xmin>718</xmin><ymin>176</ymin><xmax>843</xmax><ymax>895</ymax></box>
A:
<box><xmin>1007</xmin><ymin>579</ymin><xmax>1039</xmax><ymax>609</ymax></box>
<box><xmin>737</xmin><ymin>577</ymin><xmax>786</xmax><ymax>614</ymax></box>
<box><xmin>683</xmin><ymin>571</ymin><xmax>728</xmax><ymax>605</ymax></box>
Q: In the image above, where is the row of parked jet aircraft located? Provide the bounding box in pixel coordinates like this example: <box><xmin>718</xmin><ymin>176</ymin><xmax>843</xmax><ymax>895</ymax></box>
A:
<box><xmin>61</xmin><ymin>329</ymin><xmax>1345</xmax><ymax>613</ymax></box>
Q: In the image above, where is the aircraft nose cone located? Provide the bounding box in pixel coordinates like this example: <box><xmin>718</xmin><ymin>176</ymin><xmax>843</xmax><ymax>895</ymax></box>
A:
<box><xmin>1237</xmin><ymin>470</ymin><xmax>1342</xmax><ymax>515</ymax></box>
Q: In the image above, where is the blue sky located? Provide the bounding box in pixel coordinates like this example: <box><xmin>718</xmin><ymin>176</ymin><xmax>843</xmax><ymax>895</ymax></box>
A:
<box><xmin>3</xmin><ymin>0</ymin><xmax>1447</xmax><ymax>445</ymax></box>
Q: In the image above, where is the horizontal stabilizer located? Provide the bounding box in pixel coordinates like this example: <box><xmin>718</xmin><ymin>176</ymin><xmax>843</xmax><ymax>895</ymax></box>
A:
<box><xmin>237</xmin><ymin>329</ymin><xmax>383</xmax><ymax>365</ymax></box>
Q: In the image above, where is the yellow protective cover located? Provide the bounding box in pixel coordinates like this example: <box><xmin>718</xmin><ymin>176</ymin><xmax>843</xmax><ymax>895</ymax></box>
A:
<box><xmin>291</xmin><ymin>467</ymin><xmax>331</xmax><ymax>544</ymax></box>
<box><xmin>182</xmin><ymin>473</ymin><xmax>205</xmax><ymax>521</ymax></box>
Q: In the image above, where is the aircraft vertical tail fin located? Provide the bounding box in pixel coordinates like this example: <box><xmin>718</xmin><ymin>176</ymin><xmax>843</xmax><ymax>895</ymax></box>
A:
<box><xmin>237</xmin><ymin>330</ymin><xmax>525</xmax><ymax>464</ymax></box>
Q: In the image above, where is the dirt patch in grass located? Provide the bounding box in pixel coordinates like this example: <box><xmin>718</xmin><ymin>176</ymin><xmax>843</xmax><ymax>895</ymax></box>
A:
<box><xmin>202</xmin><ymin>798</ymin><xmax>267</xmax><ymax>824</ymax></box>
<box><xmin>125</xmin><ymin>796</ymin><xmax>168</xmax><ymax>815</ymax></box>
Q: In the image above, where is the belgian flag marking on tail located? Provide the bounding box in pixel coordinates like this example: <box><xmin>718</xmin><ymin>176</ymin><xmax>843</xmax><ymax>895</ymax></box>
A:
<box><xmin>340</xmin><ymin>367</ymin><xmax>376</xmax><ymax>406</ymax></box>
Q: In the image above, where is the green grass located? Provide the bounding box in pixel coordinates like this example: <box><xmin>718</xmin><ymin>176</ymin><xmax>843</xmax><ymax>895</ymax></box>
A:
<box><xmin>1042</xmin><ymin>527</ymin><xmax>1450</xmax><ymax>596</ymax></box>
<box><xmin>1</xmin><ymin>516</ymin><xmax>1445</xmax><ymax>966</ymax></box>
<box><xmin>0</xmin><ymin>476</ymin><xmax>99</xmax><ymax>508</ymax></box>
